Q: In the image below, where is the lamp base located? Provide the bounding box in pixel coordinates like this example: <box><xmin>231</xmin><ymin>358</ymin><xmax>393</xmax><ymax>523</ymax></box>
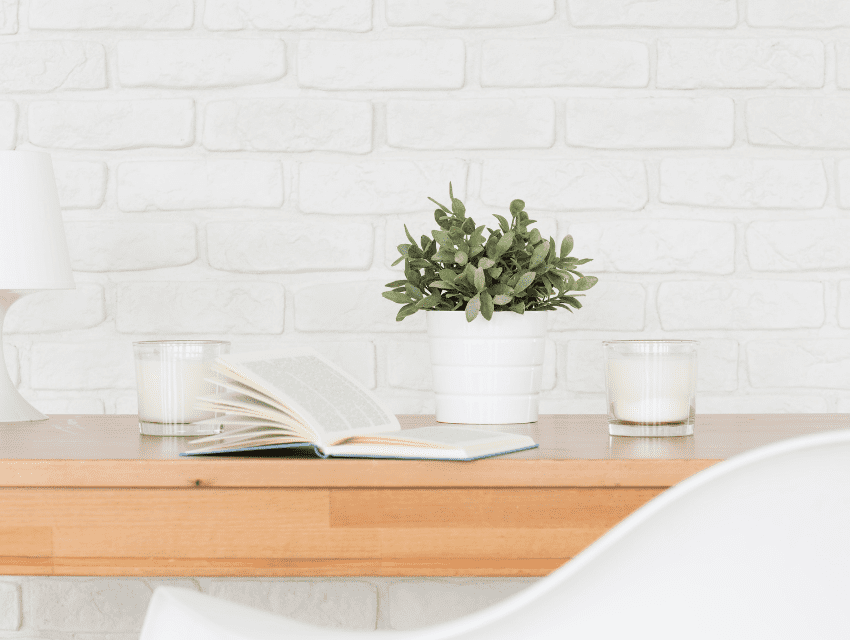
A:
<box><xmin>0</xmin><ymin>290</ymin><xmax>48</xmax><ymax>423</ymax></box>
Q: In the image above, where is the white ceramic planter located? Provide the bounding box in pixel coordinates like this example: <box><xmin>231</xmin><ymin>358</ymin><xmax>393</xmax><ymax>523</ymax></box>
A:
<box><xmin>426</xmin><ymin>310</ymin><xmax>548</xmax><ymax>424</ymax></box>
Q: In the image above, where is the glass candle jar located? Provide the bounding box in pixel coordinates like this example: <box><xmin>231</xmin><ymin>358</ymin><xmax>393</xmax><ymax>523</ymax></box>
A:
<box><xmin>603</xmin><ymin>340</ymin><xmax>698</xmax><ymax>437</ymax></box>
<box><xmin>133</xmin><ymin>340</ymin><xmax>230</xmax><ymax>436</ymax></box>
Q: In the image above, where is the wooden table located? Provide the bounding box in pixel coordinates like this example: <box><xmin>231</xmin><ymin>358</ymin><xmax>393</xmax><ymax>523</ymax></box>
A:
<box><xmin>0</xmin><ymin>413</ymin><xmax>846</xmax><ymax>577</ymax></box>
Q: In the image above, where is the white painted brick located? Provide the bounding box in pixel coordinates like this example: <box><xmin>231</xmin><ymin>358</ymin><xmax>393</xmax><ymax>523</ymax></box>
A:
<box><xmin>0</xmin><ymin>582</ymin><xmax>20</xmax><ymax>630</ymax></box>
<box><xmin>299</xmin><ymin>39</ymin><xmax>464</xmax><ymax>90</ymax></box>
<box><xmin>386</xmin><ymin>340</ymin><xmax>431</xmax><ymax>390</ymax></box>
<box><xmin>118</xmin><ymin>39</ymin><xmax>285</xmax><ymax>88</ymax></box>
<box><xmin>118</xmin><ymin>160</ymin><xmax>282</xmax><ymax>211</ymax></box>
<box><xmin>657</xmin><ymin>281</ymin><xmax>824</xmax><ymax>330</ymax></box>
<box><xmin>700</xmin><ymin>395</ymin><xmax>829</xmax><ymax>414</ymax></box>
<box><xmin>31</xmin><ymin>342</ymin><xmax>135</xmax><ymax>390</ymax></box>
<box><xmin>658</xmin><ymin>39</ymin><xmax>824</xmax><ymax>89</ymax></box>
<box><xmin>569</xmin><ymin>220</ymin><xmax>735</xmax><ymax>274</ymax></box>
<box><xmin>203</xmin><ymin>99</ymin><xmax>371</xmax><ymax>153</ymax></box>
<box><xmin>207</xmin><ymin>581</ymin><xmax>376</xmax><ymax>630</ymax></box>
<box><xmin>388</xmin><ymin>99</ymin><xmax>553</xmax><ymax>150</ymax></box>
<box><xmin>837</xmin><ymin>43</ymin><xmax>850</xmax><ymax>88</ymax></box>
<box><xmin>299</xmin><ymin>161</ymin><xmax>465</xmax><ymax>214</ymax></box>
<box><xmin>5</xmin><ymin>285</ymin><xmax>105</xmax><ymax>332</ymax></box>
<box><xmin>837</xmin><ymin>281</ymin><xmax>850</xmax><ymax>328</ymax></box>
<box><xmin>28</xmin><ymin>579</ymin><xmax>188</xmax><ymax>632</ymax></box>
<box><xmin>747</xmin><ymin>219</ymin><xmax>850</xmax><ymax>271</ymax></box>
<box><xmin>551</xmin><ymin>280</ymin><xmax>645</xmax><ymax>331</ymax></box>
<box><xmin>206</xmin><ymin>220</ymin><xmax>373</xmax><ymax>273</ymax></box>
<box><xmin>568</xmin><ymin>338</ymin><xmax>738</xmax><ymax>393</ymax></box>
<box><xmin>567</xmin><ymin>97</ymin><xmax>733</xmax><ymax>149</ymax></box>
<box><xmin>29</xmin><ymin>0</ymin><xmax>194</xmax><ymax>30</ymax></box>
<box><xmin>4</xmin><ymin>344</ymin><xmax>19</xmax><ymax>386</ymax></box>
<box><xmin>389</xmin><ymin>580</ymin><xmax>532</xmax><ymax>630</ymax></box>
<box><xmin>294</xmin><ymin>280</ymin><xmax>425</xmax><ymax>332</ymax></box>
<box><xmin>387</xmin><ymin>0</ymin><xmax>554</xmax><ymax>27</ymax></box>
<box><xmin>115</xmin><ymin>394</ymin><xmax>138</xmax><ymax>414</ymax></box>
<box><xmin>0</xmin><ymin>41</ymin><xmax>105</xmax><ymax>91</ymax></box>
<box><xmin>75</xmin><ymin>634</ymin><xmax>146</xmax><ymax>640</ymax></box>
<box><xmin>29</xmin><ymin>100</ymin><xmax>194</xmax><ymax>150</ymax></box>
<box><xmin>65</xmin><ymin>222</ymin><xmax>197</xmax><ymax>272</ymax></box>
<box><xmin>659</xmin><ymin>159</ymin><xmax>827</xmax><ymax>209</ymax></box>
<box><xmin>35</xmin><ymin>397</ymin><xmax>106</xmax><ymax>414</ymax></box>
<box><xmin>481</xmin><ymin>39</ymin><xmax>648</xmax><ymax>88</ymax></box>
<box><xmin>0</xmin><ymin>101</ymin><xmax>16</xmax><ymax>149</ymax></box>
<box><xmin>748</xmin><ymin>98</ymin><xmax>850</xmax><ymax>148</ymax></box>
<box><xmin>748</xmin><ymin>0</ymin><xmax>850</xmax><ymax>28</ymax></box>
<box><xmin>0</xmin><ymin>0</ymin><xmax>16</xmax><ymax>33</ymax></box>
<box><xmin>53</xmin><ymin>161</ymin><xmax>107</xmax><ymax>209</ymax></box>
<box><xmin>748</xmin><ymin>340</ymin><xmax>850</xmax><ymax>389</ymax></box>
<box><xmin>569</xmin><ymin>0</ymin><xmax>736</xmax><ymax>27</ymax></box>
<box><xmin>838</xmin><ymin>161</ymin><xmax>850</xmax><ymax>209</ymax></box>
<box><xmin>481</xmin><ymin>160</ymin><xmax>647</xmax><ymax>211</ymax></box>
<box><xmin>204</xmin><ymin>0</ymin><xmax>371</xmax><ymax>31</ymax></box>
<box><xmin>116</xmin><ymin>282</ymin><xmax>284</xmax><ymax>334</ymax></box>
<box><xmin>303</xmin><ymin>342</ymin><xmax>376</xmax><ymax>388</ymax></box>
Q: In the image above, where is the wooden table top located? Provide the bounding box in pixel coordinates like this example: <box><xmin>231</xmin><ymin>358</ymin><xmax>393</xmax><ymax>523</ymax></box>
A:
<box><xmin>1</xmin><ymin>413</ymin><xmax>847</xmax><ymax>488</ymax></box>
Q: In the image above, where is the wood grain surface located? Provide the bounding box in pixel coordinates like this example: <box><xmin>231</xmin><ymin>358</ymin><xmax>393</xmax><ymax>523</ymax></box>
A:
<box><xmin>0</xmin><ymin>413</ymin><xmax>846</xmax><ymax>576</ymax></box>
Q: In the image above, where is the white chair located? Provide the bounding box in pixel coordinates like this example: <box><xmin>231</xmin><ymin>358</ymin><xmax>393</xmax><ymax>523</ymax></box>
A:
<box><xmin>140</xmin><ymin>429</ymin><xmax>850</xmax><ymax>639</ymax></box>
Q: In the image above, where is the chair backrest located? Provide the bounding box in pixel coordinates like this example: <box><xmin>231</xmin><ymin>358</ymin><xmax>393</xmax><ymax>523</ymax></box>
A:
<box><xmin>433</xmin><ymin>428</ymin><xmax>850</xmax><ymax>640</ymax></box>
<box><xmin>141</xmin><ymin>429</ymin><xmax>850</xmax><ymax>640</ymax></box>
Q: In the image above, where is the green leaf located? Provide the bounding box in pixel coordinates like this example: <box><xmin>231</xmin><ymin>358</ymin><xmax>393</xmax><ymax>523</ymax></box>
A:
<box><xmin>403</xmin><ymin>224</ymin><xmax>417</xmax><ymax>245</ymax></box>
<box><xmin>396</xmin><ymin>303</ymin><xmax>417</xmax><ymax>322</ymax></box>
<box><xmin>509</xmin><ymin>199</ymin><xmax>525</xmax><ymax>215</ymax></box>
<box><xmin>433</xmin><ymin>230</ymin><xmax>452</xmax><ymax>246</ymax></box>
<box><xmin>488</xmin><ymin>266</ymin><xmax>503</xmax><ymax>279</ymax></box>
<box><xmin>494</xmin><ymin>230</ymin><xmax>514</xmax><ymax>257</ymax></box>
<box><xmin>405</xmin><ymin>283</ymin><xmax>423</xmax><ymax>300</ymax></box>
<box><xmin>416</xmin><ymin>293</ymin><xmax>442</xmax><ymax>309</ymax></box>
<box><xmin>574</xmin><ymin>258</ymin><xmax>593</xmax><ymax>265</ymax></box>
<box><xmin>480</xmin><ymin>291</ymin><xmax>494</xmax><ymax>320</ymax></box>
<box><xmin>433</xmin><ymin>250</ymin><xmax>455</xmax><ymax>262</ymax></box>
<box><xmin>563</xmin><ymin>296</ymin><xmax>583</xmax><ymax>309</ymax></box>
<box><xmin>493</xmin><ymin>214</ymin><xmax>510</xmax><ymax>233</ymax></box>
<box><xmin>528</xmin><ymin>229</ymin><xmax>541</xmax><ymax>245</ymax></box>
<box><xmin>391</xmin><ymin>255</ymin><xmax>405</xmax><ymax>267</ymax></box>
<box><xmin>574</xmin><ymin>276</ymin><xmax>598</xmax><ymax>291</ymax></box>
<box><xmin>528</xmin><ymin>241</ymin><xmax>550</xmax><ymax>270</ymax></box>
<box><xmin>452</xmin><ymin>198</ymin><xmax>466</xmax><ymax>218</ymax></box>
<box><xmin>473</xmin><ymin>267</ymin><xmax>485</xmax><ymax>292</ymax></box>
<box><xmin>383</xmin><ymin>291</ymin><xmax>411</xmax><ymax>304</ymax></box>
<box><xmin>560</xmin><ymin>235</ymin><xmax>574</xmax><ymax>258</ymax></box>
<box><xmin>435</xmin><ymin>209</ymin><xmax>451</xmax><ymax>229</ymax></box>
<box><xmin>439</xmin><ymin>269</ymin><xmax>458</xmax><ymax>283</ymax></box>
<box><xmin>513</xmin><ymin>271</ymin><xmax>536</xmax><ymax>294</ymax></box>
<box><xmin>455</xmin><ymin>250</ymin><xmax>468</xmax><ymax>266</ymax></box>
<box><xmin>385</xmin><ymin>280</ymin><xmax>407</xmax><ymax>288</ymax></box>
<box><xmin>428</xmin><ymin>196</ymin><xmax>452</xmax><ymax>214</ymax></box>
<box><xmin>510</xmin><ymin>301</ymin><xmax>525</xmax><ymax>314</ymax></box>
<box><xmin>430</xmin><ymin>280</ymin><xmax>456</xmax><ymax>290</ymax></box>
<box><xmin>493</xmin><ymin>294</ymin><xmax>512</xmax><ymax>305</ymax></box>
<box><xmin>460</xmin><ymin>217</ymin><xmax>474</xmax><ymax>234</ymax></box>
<box><xmin>397</xmin><ymin>244</ymin><xmax>411</xmax><ymax>258</ymax></box>
<box><xmin>478</xmin><ymin>257</ymin><xmax>495</xmax><ymax>270</ymax></box>
<box><xmin>465</xmin><ymin>294</ymin><xmax>481</xmax><ymax>322</ymax></box>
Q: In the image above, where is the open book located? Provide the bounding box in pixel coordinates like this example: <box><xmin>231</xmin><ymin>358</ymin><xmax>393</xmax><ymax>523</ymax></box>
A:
<box><xmin>181</xmin><ymin>347</ymin><xmax>537</xmax><ymax>460</ymax></box>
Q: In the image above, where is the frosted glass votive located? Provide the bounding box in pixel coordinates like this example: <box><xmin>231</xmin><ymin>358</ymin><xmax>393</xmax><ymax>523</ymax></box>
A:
<box><xmin>603</xmin><ymin>340</ymin><xmax>698</xmax><ymax>437</ymax></box>
<box><xmin>133</xmin><ymin>340</ymin><xmax>230</xmax><ymax>436</ymax></box>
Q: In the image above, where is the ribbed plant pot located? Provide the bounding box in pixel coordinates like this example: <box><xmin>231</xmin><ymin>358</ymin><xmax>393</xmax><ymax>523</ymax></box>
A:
<box><xmin>426</xmin><ymin>310</ymin><xmax>548</xmax><ymax>424</ymax></box>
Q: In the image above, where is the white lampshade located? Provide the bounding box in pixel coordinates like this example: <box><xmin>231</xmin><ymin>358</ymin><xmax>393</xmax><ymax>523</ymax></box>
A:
<box><xmin>0</xmin><ymin>150</ymin><xmax>74</xmax><ymax>290</ymax></box>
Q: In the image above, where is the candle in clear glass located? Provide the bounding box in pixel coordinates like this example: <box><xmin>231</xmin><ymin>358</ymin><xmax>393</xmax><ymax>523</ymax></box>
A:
<box><xmin>604</xmin><ymin>340</ymin><xmax>698</xmax><ymax>437</ymax></box>
<box><xmin>133</xmin><ymin>340</ymin><xmax>230</xmax><ymax>436</ymax></box>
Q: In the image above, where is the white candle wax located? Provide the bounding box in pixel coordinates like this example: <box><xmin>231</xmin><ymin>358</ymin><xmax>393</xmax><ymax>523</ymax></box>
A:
<box><xmin>135</xmin><ymin>357</ymin><xmax>216</xmax><ymax>424</ymax></box>
<box><xmin>607</xmin><ymin>355</ymin><xmax>694</xmax><ymax>424</ymax></box>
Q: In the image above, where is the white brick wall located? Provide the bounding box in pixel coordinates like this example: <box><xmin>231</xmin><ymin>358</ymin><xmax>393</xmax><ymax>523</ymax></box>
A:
<box><xmin>2</xmin><ymin>0</ymin><xmax>850</xmax><ymax>628</ymax></box>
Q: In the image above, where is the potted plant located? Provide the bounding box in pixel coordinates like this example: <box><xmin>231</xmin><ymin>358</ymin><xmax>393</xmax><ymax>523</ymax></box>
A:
<box><xmin>384</xmin><ymin>184</ymin><xmax>598</xmax><ymax>424</ymax></box>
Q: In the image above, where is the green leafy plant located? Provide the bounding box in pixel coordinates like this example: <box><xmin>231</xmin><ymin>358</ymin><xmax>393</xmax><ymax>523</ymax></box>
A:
<box><xmin>383</xmin><ymin>184</ymin><xmax>598</xmax><ymax>322</ymax></box>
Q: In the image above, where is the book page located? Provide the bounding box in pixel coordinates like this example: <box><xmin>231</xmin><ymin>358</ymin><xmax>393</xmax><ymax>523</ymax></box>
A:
<box><xmin>338</xmin><ymin>426</ymin><xmax>524</xmax><ymax>448</ymax></box>
<box><xmin>218</xmin><ymin>348</ymin><xmax>400</xmax><ymax>444</ymax></box>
